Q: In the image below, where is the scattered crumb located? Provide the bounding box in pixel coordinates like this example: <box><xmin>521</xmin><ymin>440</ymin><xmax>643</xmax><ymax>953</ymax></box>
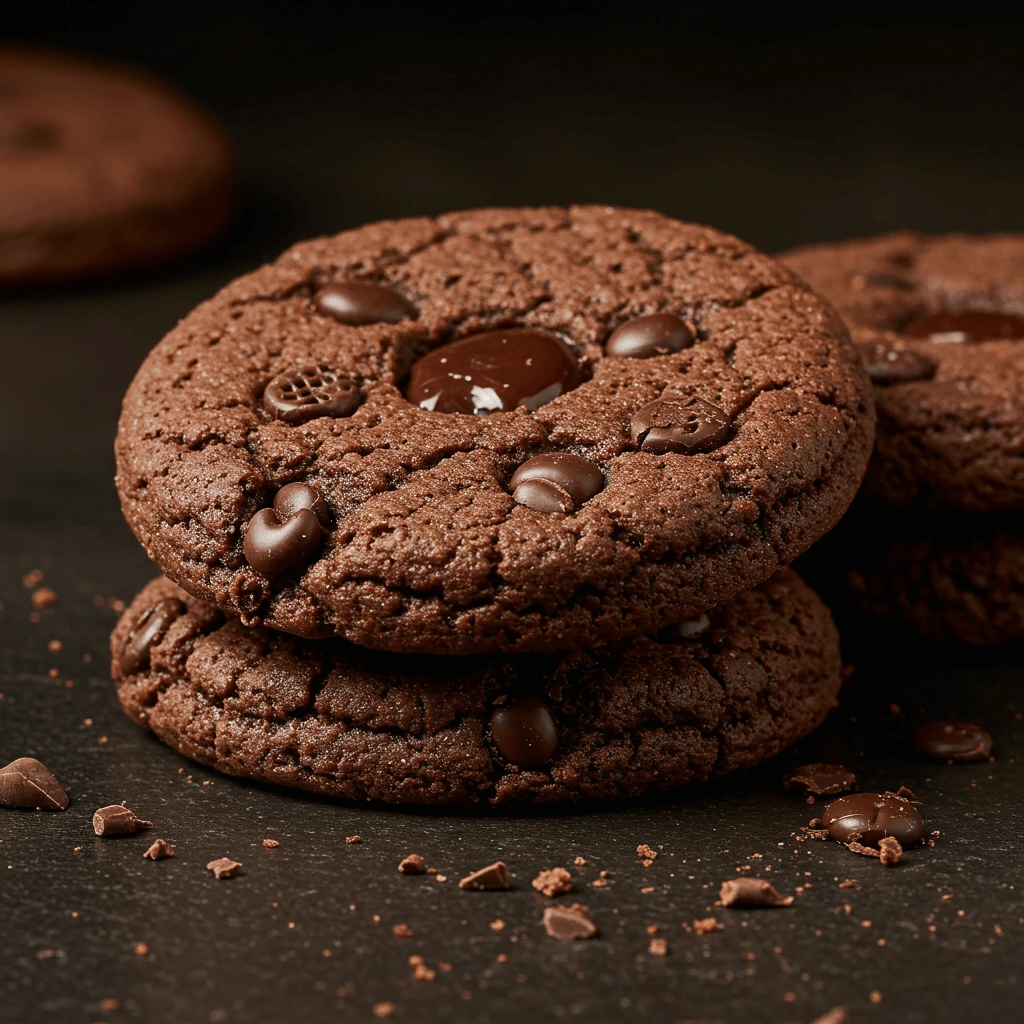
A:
<box><xmin>574</xmin><ymin>856</ymin><xmax>587</xmax><ymax>866</ymax></box>
<box><xmin>591</xmin><ymin>878</ymin><xmax>609</xmax><ymax>888</ymax></box>
<box><xmin>648</xmin><ymin>936</ymin><xmax>668</xmax><ymax>956</ymax></box>
<box><xmin>142</xmin><ymin>839</ymin><xmax>174</xmax><ymax>861</ymax></box>
<box><xmin>393</xmin><ymin>923</ymin><xmax>414</xmax><ymax>938</ymax></box>
<box><xmin>838</xmin><ymin>879</ymin><xmax>857</xmax><ymax>889</ymax></box>
<box><xmin>532</xmin><ymin>867</ymin><xmax>573</xmax><ymax>897</ymax></box>
<box><xmin>459</xmin><ymin>861</ymin><xmax>510</xmax><ymax>891</ymax></box>
<box><xmin>399</xmin><ymin>853</ymin><xmax>427</xmax><ymax>875</ymax></box>
<box><xmin>870</xmin><ymin>991</ymin><xmax>883</xmax><ymax>1005</ymax></box>
<box><xmin>263</xmin><ymin>839</ymin><xmax>280</xmax><ymax>849</ymax></box>
<box><xmin>133</xmin><ymin>942</ymin><xmax>149</xmax><ymax>957</ymax></box>
<box><xmin>47</xmin><ymin>639</ymin><xmax>62</xmax><ymax>652</ymax></box>
<box><xmin>693</xmin><ymin>917</ymin><xmax>721</xmax><ymax>935</ymax></box>
<box><xmin>542</xmin><ymin>903</ymin><xmax>597</xmax><ymax>940</ymax></box>
<box><xmin>848</xmin><ymin>841</ymin><xmax>880</xmax><ymax>859</ymax></box>
<box><xmin>22</xmin><ymin>569</ymin><xmax>44</xmax><ymax>589</ymax></box>
<box><xmin>345</xmin><ymin>835</ymin><xmax>361</xmax><ymax>844</ymax></box>
<box><xmin>879</xmin><ymin>837</ymin><xmax>903</xmax><ymax>866</ymax></box>
<box><xmin>207</xmin><ymin>857</ymin><xmax>241</xmax><ymax>879</ymax></box>
<box><xmin>99</xmin><ymin>998</ymin><xmax>119</xmax><ymax>1013</ymax></box>
<box><xmin>719</xmin><ymin>878</ymin><xmax>794</xmax><ymax>908</ymax></box>
<box><xmin>411</xmin><ymin>959</ymin><xmax>436</xmax><ymax>982</ymax></box>
<box><xmin>489</xmin><ymin>919</ymin><xmax>505</xmax><ymax>932</ymax></box>
<box><xmin>637</xmin><ymin>844</ymin><xmax>657</xmax><ymax>862</ymax></box>
<box><xmin>373</xmin><ymin>1002</ymin><xmax>395</xmax><ymax>1018</ymax></box>
<box><xmin>31</xmin><ymin>587</ymin><xmax>59</xmax><ymax>609</ymax></box>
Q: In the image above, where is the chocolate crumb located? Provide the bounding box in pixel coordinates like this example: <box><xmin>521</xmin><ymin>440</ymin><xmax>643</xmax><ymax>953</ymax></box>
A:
<box><xmin>543</xmin><ymin>903</ymin><xmax>597</xmax><ymax>940</ymax></box>
<box><xmin>591</xmin><ymin>878</ymin><xmax>609</xmax><ymax>888</ymax></box>
<box><xmin>839</xmin><ymin>879</ymin><xmax>857</xmax><ymax>889</ymax></box>
<box><xmin>143</xmin><ymin>838</ymin><xmax>174</xmax><ymax>860</ymax></box>
<box><xmin>411</xmin><ymin>960</ymin><xmax>436</xmax><ymax>982</ymax></box>
<box><xmin>393</xmin><ymin>923</ymin><xmax>413</xmax><ymax>938</ymax></box>
<box><xmin>636</xmin><ymin>844</ymin><xmax>658</xmax><ymax>861</ymax></box>
<box><xmin>0</xmin><ymin>757</ymin><xmax>69</xmax><ymax>810</ymax></box>
<box><xmin>133</xmin><ymin>942</ymin><xmax>149</xmax><ymax>957</ymax></box>
<box><xmin>399</xmin><ymin>853</ymin><xmax>427</xmax><ymax>874</ymax></box>
<box><xmin>532</xmin><ymin>867</ymin><xmax>573</xmax><ymax>896</ymax></box>
<box><xmin>206</xmin><ymin>857</ymin><xmax>241</xmax><ymax>879</ymax></box>
<box><xmin>459</xmin><ymin>861</ymin><xmax>510</xmax><ymax>891</ymax></box>
<box><xmin>648</xmin><ymin>936</ymin><xmax>668</xmax><ymax>956</ymax></box>
<box><xmin>22</xmin><ymin>569</ymin><xmax>44</xmax><ymax>589</ymax></box>
<box><xmin>719</xmin><ymin>878</ymin><xmax>794</xmax><ymax>908</ymax></box>
<box><xmin>99</xmin><ymin>998</ymin><xmax>119</xmax><ymax>1012</ymax></box>
<box><xmin>810</xmin><ymin>1008</ymin><xmax>849</xmax><ymax>1024</ymax></box>
<box><xmin>489</xmin><ymin>919</ymin><xmax>505</xmax><ymax>931</ymax></box>
<box><xmin>573</xmin><ymin>856</ymin><xmax>587</xmax><ymax>866</ymax></box>
<box><xmin>373</xmin><ymin>1002</ymin><xmax>395</xmax><ymax>1018</ymax></box>
<box><xmin>93</xmin><ymin>804</ymin><xmax>152</xmax><ymax>836</ymax></box>
<box><xmin>345</xmin><ymin>835</ymin><xmax>362</xmax><ymax>844</ymax></box>
<box><xmin>693</xmin><ymin>917</ymin><xmax>721</xmax><ymax>935</ymax></box>
<box><xmin>31</xmin><ymin>587</ymin><xmax>59</xmax><ymax>609</ymax></box>
<box><xmin>263</xmin><ymin>839</ymin><xmax>280</xmax><ymax>849</ymax></box>
<box><xmin>879</xmin><ymin>836</ymin><xmax>903</xmax><ymax>866</ymax></box>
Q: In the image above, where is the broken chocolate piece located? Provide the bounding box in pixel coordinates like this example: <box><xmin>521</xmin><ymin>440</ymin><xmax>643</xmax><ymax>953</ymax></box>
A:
<box><xmin>93</xmin><ymin>804</ymin><xmax>152</xmax><ymax>836</ymax></box>
<box><xmin>543</xmin><ymin>903</ymin><xmax>597</xmax><ymax>940</ymax></box>
<box><xmin>398</xmin><ymin>853</ymin><xmax>427</xmax><ymax>874</ymax></box>
<box><xmin>0</xmin><ymin>757</ymin><xmax>69</xmax><ymax>810</ymax></box>
<box><xmin>719</xmin><ymin>878</ymin><xmax>794</xmax><ymax>908</ymax></box>
<box><xmin>459</xmin><ymin>861</ymin><xmax>510</xmax><ymax>891</ymax></box>
<box><xmin>207</xmin><ymin>857</ymin><xmax>241</xmax><ymax>879</ymax></box>
<box><xmin>142</xmin><ymin>838</ymin><xmax>175</xmax><ymax>860</ymax></box>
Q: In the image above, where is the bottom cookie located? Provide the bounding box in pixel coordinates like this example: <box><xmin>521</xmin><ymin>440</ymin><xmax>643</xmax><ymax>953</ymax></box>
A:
<box><xmin>110</xmin><ymin>570</ymin><xmax>841</xmax><ymax>807</ymax></box>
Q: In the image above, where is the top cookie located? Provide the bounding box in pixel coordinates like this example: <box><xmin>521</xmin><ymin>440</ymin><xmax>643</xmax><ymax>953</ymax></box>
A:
<box><xmin>781</xmin><ymin>232</ymin><xmax>1024</xmax><ymax>512</ymax></box>
<box><xmin>116</xmin><ymin>205</ymin><xmax>873</xmax><ymax>654</ymax></box>
<box><xmin>0</xmin><ymin>47</ymin><xmax>234</xmax><ymax>285</ymax></box>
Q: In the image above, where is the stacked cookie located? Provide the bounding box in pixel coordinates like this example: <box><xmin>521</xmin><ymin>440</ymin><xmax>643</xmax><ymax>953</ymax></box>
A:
<box><xmin>110</xmin><ymin>206</ymin><xmax>874</xmax><ymax>806</ymax></box>
<box><xmin>782</xmin><ymin>233</ymin><xmax>1024</xmax><ymax>645</ymax></box>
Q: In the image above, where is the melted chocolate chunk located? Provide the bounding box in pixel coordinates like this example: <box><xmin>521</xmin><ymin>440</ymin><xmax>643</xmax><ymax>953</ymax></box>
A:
<box><xmin>120</xmin><ymin>598</ymin><xmax>186</xmax><ymax>675</ymax></box>
<box><xmin>822</xmin><ymin>792</ymin><xmax>923</xmax><ymax>847</ymax></box>
<box><xmin>784</xmin><ymin>763</ymin><xmax>857</xmax><ymax>797</ymax></box>
<box><xmin>855</xmin><ymin>340</ymin><xmax>938</xmax><ymax>384</ymax></box>
<box><xmin>912</xmin><ymin>720</ymin><xmax>992</xmax><ymax>763</ymax></box>
<box><xmin>314</xmin><ymin>282</ymin><xmax>418</xmax><ymax>325</ymax></box>
<box><xmin>542</xmin><ymin>903</ymin><xmax>597</xmax><ymax>940</ymax></box>
<box><xmin>606</xmin><ymin>313</ymin><xmax>695</xmax><ymax>359</ymax></box>
<box><xmin>0</xmin><ymin>757</ymin><xmax>69</xmax><ymax>810</ymax></box>
<box><xmin>243</xmin><ymin>507</ymin><xmax>322</xmax><ymax>577</ymax></box>
<box><xmin>272</xmin><ymin>482</ymin><xmax>330</xmax><ymax>529</ymax></box>
<box><xmin>509</xmin><ymin>453</ymin><xmax>604</xmax><ymax>513</ymax></box>
<box><xmin>407</xmin><ymin>329</ymin><xmax>581</xmax><ymax>415</ymax></box>
<box><xmin>459</xmin><ymin>861</ymin><xmax>511</xmax><ymax>891</ymax></box>
<box><xmin>263</xmin><ymin>366</ymin><xmax>360</xmax><ymax>425</ymax></box>
<box><xmin>489</xmin><ymin>694</ymin><xmax>558</xmax><ymax>769</ymax></box>
<box><xmin>630</xmin><ymin>396</ymin><xmax>731</xmax><ymax>455</ymax></box>
<box><xmin>93</xmin><ymin>804</ymin><xmax>152</xmax><ymax>837</ymax></box>
<box><xmin>902</xmin><ymin>311</ymin><xmax>1024</xmax><ymax>343</ymax></box>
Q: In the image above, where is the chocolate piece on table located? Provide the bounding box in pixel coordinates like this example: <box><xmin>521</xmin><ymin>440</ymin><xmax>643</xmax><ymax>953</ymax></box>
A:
<box><xmin>911</xmin><ymin>720</ymin><xmax>992</xmax><ymax>762</ymax></box>
<box><xmin>398</xmin><ymin>853</ymin><xmax>427</xmax><ymax>875</ymax></box>
<box><xmin>93</xmin><ymin>804</ymin><xmax>152</xmax><ymax>836</ymax></box>
<box><xmin>459</xmin><ymin>861</ymin><xmax>510</xmax><ymax>891</ymax></box>
<box><xmin>542</xmin><ymin>903</ymin><xmax>597</xmax><ymax>940</ymax></box>
<box><xmin>0</xmin><ymin>757</ymin><xmax>69</xmax><ymax>810</ymax></box>
<box><xmin>719</xmin><ymin>878</ymin><xmax>794</xmax><ymax>908</ymax></box>
<box><xmin>207</xmin><ymin>857</ymin><xmax>242</xmax><ymax>879</ymax></box>
<box><xmin>822</xmin><ymin>792</ymin><xmax>924</xmax><ymax>847</ymax></box>
<box><xmin>143</xmin><ymin>838</ymin><xmax>175</xmax><ymax>860</ymax></box>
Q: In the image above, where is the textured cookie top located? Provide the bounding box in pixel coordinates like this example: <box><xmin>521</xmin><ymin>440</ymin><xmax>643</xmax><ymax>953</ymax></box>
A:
<box><xmin>116</xmin><ymin>206</ymin><xmax>873</xmax><ymax>653</ymax></box>
<box><xmin>781</xmin><ymin>232</ymin><xmax>1024</xmax><ymax>511</ymax></box>
<box><xmin>0</xmin><ymin>47</ymin><xmax>233</xmax><ymax>282</ymax></box>
<box><xmin>110</xmin><ymin>570</ymin><xmax>841</xmax><ymax>807</ymax></box>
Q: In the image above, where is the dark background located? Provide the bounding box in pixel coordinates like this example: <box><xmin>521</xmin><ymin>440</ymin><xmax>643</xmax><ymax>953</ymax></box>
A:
<box><xmin>2</xmin><ymin>4</ymin><xmax>1023</xmax><ymax>1023</ymax></box>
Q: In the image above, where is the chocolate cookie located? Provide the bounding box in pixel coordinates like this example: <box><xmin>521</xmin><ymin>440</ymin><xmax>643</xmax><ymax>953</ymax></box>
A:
<box><xmin>110</xmin><ymin>569</ymin><xmax>842</xmax><ymax>807</ymax></box>
<box><xmin>115</xmin><ymin>206</ymin><xmax>873</xmax><ymax>654</ymax></box>
<box><xmin>0</xmin><ymin>47</ymin><xmax>234</xmax><ymax>285</ymax></box>
<box><xmin>780</xmin><ymin>232</ymin><xmax>1024</xmax><ymax>512</ymax></box>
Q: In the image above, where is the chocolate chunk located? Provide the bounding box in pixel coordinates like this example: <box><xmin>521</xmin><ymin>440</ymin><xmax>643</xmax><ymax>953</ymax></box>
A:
<box><xmin>314</xmin><ymin>281</ymin><xmax>417</xmax><ymax>326</ymax></box>
<box><xmin>878</xmin><ymin>836</ymin><xmax>903</xmax><ymax>866</ymax></box>
<box><xmin>784</xmin><ymin>763</ymin><xmax>857</xmax><ymax>797</ymax></box>
<box><xmin>243</xmin><ymin>507</ymin><xmax>322</xmax><ymax>577</ymax></box>
<box><xmin>207</xmin><ymin>857</ymin><xmax>241</xmax><ymax>879</ymax></box>
<box><xmin>542</xmin><ymin>903</ymin><xmax>597</xmax><ymax>940</ymax></box>
<box><xmin>659</xmin><ymin>612</ymin><xmax>710</xmax><ymax>642</ymax></box>
<box><xmin>119</xmin><ymin>598</ymin><xmax>186</xmax><ymax>674</ymax></box>
<box><xmin>93</xmin><ymin>804</ymin><xmax>152</xmax><ymax>836</ymax></box>
<box><xmin>509</xmin><ymin>453</ymin><xmax>604</xmax><ymax>513</ymax></box>
<box><xmin>854</xmin><ymin>340</ymin><xmax>937</xmax><ymax>384</ymax></box>
<box><xmin>630</xmin><ymin>395</ymin><xmax>731</xmax><ymax>455</ymax></box>
<box><xmin>143</xmin><ymin>838</ymin><xmax>175</xmax><ymax>860</ymax></box>
<box><xmin>532</xmin><ymin>867</ymin><xmax>573</xmax><ymax>897</ymax></box>
<box><xmin>719</xmin><ymin>878</ymin><xmax>794</xmax><ymax>908</ymax></box>
<box><xmin>263</xmin><ymin>365</ymin><xmax>360</xmax><ymax>424</ymax></box>
<box><xmin>902</xmin><ymin>310</ymin><xmax>1024</xmax><ymax>343</ymax></box>
<box><xmin>606</xmin><ymin>313</ymin><xmax>695</xmax><ymax>359</ymax></box>
<box><xmin>272</xmin><ymin>482</ymin><xmax>331</xmax><ymax>529</ymax></box>
<box><xmin>0</xmin><ymin>757</ymin><xmax>69</xmax><ymax>810</ymax></box>
<box><xmin>911</xmin><ymin>720</ymin><xmax>993</xmax><ymax>762</ymax></box>
<box><xmin>459</xmin><ymin>861</ymin><xmax>510</xmax><ymax>891</ymax></box>
<box><xmin>407</xmin><ymin>328</ymin><xmax>581</xmax><ymax>415</ymax></box>
<box><xmin>398</xmin><ymin>853</ymin><xmax>427</xmax><ymax>875</ymax></box>
<box><xmin>489</xmin><ymin>694</ymin><xmax>558</xmax><ymax>769</ymax></box>
<box><xmin>821</xmin><ymin>792</ymin><xmax>924</xmax><ymax>847</ymax></box>
<box><xmin>648</xmin><ymin>936</ymin><xmax>669</xmax><ymax>956</ymax></box>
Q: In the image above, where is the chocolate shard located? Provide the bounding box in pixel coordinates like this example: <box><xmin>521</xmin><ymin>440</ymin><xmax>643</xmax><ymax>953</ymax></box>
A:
<box><xmin>0</xmin><ymin>757</ymin><xmax>69</xmax><ymax>810</ymax></box>
<box><xmin>398</xmin><ymin>853</ymin><xmax>427</xmax><ymax>874</ymax></box>
<box><xmin>93</xmin><ymin>804</ymin><xmax>152</xmax><ymax>836</ymax></box>
<box><xmin>543</xmin><ymin>903</ymin><xmax>597</xmax><ymax>940</ymax></box>
<box><xmin>143</xmin><ymin>838</ymin><xmax>175</xmax><ymax>860</ymax></box>
<box><xmin>459</xmin><ymin>861</ymin><xmax>510</xmax><ymax>891</ymax></box>
<box><xmin>207</xmin><ymin>857</ymin><xmax>241</xmax><ymax>879</ymax></box>
<box><xmin>719</xmin><ymin>878</ymin><xmax>794</xmax><ymax>908</ymax></box>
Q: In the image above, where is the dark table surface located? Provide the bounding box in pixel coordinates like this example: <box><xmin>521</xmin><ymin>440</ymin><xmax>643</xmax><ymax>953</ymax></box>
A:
<box><xmin>2</xmin><ymin>6</ymin><xmax>1023</xmax><ymax>1022</ymax></box>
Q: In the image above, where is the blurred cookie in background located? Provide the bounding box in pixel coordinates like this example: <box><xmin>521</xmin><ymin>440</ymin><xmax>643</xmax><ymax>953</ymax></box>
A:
<box><xmin>0</xmin><ymin>47</ymin><xmax>235</xmax><ymax>285</ymax></box>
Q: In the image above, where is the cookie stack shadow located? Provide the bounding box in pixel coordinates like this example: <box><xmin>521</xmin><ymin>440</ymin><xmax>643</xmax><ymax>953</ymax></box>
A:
<box><xmin>108</xmin><ymin>206</ymin><xmax>877</xmax><ymax>808</ymax></box>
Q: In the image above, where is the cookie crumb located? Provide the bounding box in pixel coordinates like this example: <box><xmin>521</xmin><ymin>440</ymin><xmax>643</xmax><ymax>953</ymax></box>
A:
<box><xmin>345</xmin><ymin>835</ymin><xmax>361</xmax><ymax>844</ymax></box>
<box><xmin>47</xmin><ymin>639</ymin><xmax>62</xmax><ymax>652</ymax></box>
<box><xmin>573</xmin><ymin>856</ymin><xmax>587</xmax><ymax>866</ymax></box>
<box><xmin>31</xmin><ymin>587</ymin><xmax>59</xmax><ymax>609</ymax></box>
<box><xmin>143</xmin><ymin>838</ymin><xmax>174</xmax><ymax>860</ymax></box>
<box><xmin>543</xmin><ymin>903</ymin><xmax>597</xmax><ymax>940</ymax></box>
<box><xmin>848</xmin><ymin>841</ymin><xmax>880</xmax><ymax>859</ymax></box>
<box><xmin>99</xmin><ymin>998</ymin><xmax>119</xmax><ymax>1013</ymax></box>
<box><xmin>262</xmin><ymin>839</ymin><xmax>280</xmax><ymax>849</ymax></box>
<box><xmin>879</xmin><ymin>836</ymin><xmax>903</xmax><ymax>866</ymax></box>
<box><xmin>838</xmin><ymin>879</ymin><xmax>857</xmax><ymax>889</ymax></box>
<box><xmin>398</xmin><ymin>853</ymin><xmax>427</xmax><ymax>874</ymax></box>
<box><xmin>459</xmin><ymin>861</ymin><xmax>510</xmax><ymax>891</ymax></box>
<box><xmin>373</xmin><ymin>1002</ymin><xmax>395</xmax><ymax>1018</ymax></box>
<box><xmin>636</xmin><ymin>844</ymin><xmax>657</xmax><ymax>861</ymax></box>
<box><xmin>648</xmin><ymin>936</ymin><xmax>668</xmax><ymax>956</ymax></box>
<box><xmin>810</xmin><ymin>1008</ymin><xmax>848</xmax><ymax>1024</ymax></box>
<box><xmin>393</xmin><ymin>923</ymin><xmax>413</xmax><ymax>938</ymax></box>
<box><xmin>22</xmin><ymin>569</ymin><xmax>44</xmax><ymax>589</ymax></box>
<box><xmin>133</xmin><ymin>941</ymin><xmax>149</xmax><ymax>957</ymax></box>
<box><xmin>489</xmin><ymin>919</ymin><xmax>505</xmax><ymax>932</ymax></box>
<box><xmin>532</xmin><ymin>867</ymin><xmax>573</xmax><ymax>896</ymax></box>
<box><xmin>207</xmin><ymin>857</ymin><xmax>241</xmax><ymax>879</ymax></box>
<box><xmin>693</xmin><ymin>917</ymin><xmax>721</xmax><ymax>935</ymax></box>
<box><xmin>719</xmin><ymin>878</ymin><xmax>794</xmax><ymax>908</ymax></box>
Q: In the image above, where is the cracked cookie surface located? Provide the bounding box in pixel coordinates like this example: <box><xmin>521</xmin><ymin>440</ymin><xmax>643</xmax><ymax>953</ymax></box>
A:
<box><xmin>111</xmin><ymin>570</ymin><xmax>842</xmax><ymax>807</ymax></box>
<box><xmin>781</xmin><ymin>231</ymin><xmax>1024</xmax><ymax>512</ymax></box>
<box><xmin>116</xmin><ymin>205</ymin><xmax>873</xmax><ymax>653</ymax></box>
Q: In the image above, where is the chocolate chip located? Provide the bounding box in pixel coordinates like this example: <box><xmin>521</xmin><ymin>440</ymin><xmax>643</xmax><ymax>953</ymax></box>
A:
<box><xmin>243</xmin><ymin>507</ymin><xmax>322</xmax><ymax>577</ymax></box>
<box><xmin>459</xmin><ymin>861</ymin><xmax>510</xmax><ymax>891</ymax></box>
<box><xmin>207</xmin><ymin>857</ymin><xmax>242</xmax><ymax>879</ymax></box>
<box><xmin>93</xmin><ymin>804</ymin><xmax>152</xmax><ymax>836</ymax></box>
<box><xmin>0</xmin><ymin>757</ymin><xmax>69</xmax><ymax>810</ymax></box>
<box><xmin>784</xmin><ymin>763</ymin><xmax>857</xmax><ymax>797</ymax></box>
<box><xmin>821</xmin><ymin>792</ymin><xmax>924</xmax><ymax>847</ymax></box>
<box><xmin>606</xmin><ymin>313</ymin><xmax>695</xmax><ymax>359</ymax></box>
<box><xmin>659</xmin><ymin>612</ymin><xmax>711</xmax><ymax>642</ymax></box>
<box><xmin>902</xmin><ymin>310</ymin><xmax>1024</xmax><ymax>343</ymax></box>
<box><xmin>630</xmin><ymin>396</ymin><xmax>731</xmax><ymax>455</ymax></box>
<box><xmin>398</xmin><ymin>853</ymin><xmax>427</xmax><ymax>875</ymax></box>
<box><xmin>532</xmin><ymin>867</ymin><xmax>573</xmax><ymax>897</ymax></box>
<box><xmin>489</xmin><ymin>694</ymin><xmax>558</xmax><ymax>769</ymax></box>
<box><xmin>719</xmin><ymin>878</ymin><xmax>794</xmax><ymax>908</ymax></box>
<box><xmin>272</xmin><ymin>482</ymin><xmax>331</xmax><ymax>529</ymax></box>
<box><xmin>143</xmin><ymin>839</ymin><xmax>175</xmax><ymax>860</ymax></box>
<box><xmin>314</xmin><ymin>282</ymin><xmax>417</xmax><ymax>326</ymax></box>
<box><xmin>509</xmin><ymin>453</ymin><xmax>604</xmax><ymax>513</ymax></box>
<box><xmin>119</xmin><ymin>598</ymin><xmax>186</xmax><ymax>675</ymax></box>
<box><xmin>407</xmin><ymin>328</ymin><xmax>581</xmax><ymax>415</ymax></box>
<box><xmin>855</xmin><ymin>340</ymin><xmax>937</xmax><ymax>384</ymax></box>
<box><xmin>263</xmin><ymin>365</ymin><xmax>360</xmax><ymax>424</ymax></box>
<box><xmin>911</xmin><ymin>720</ymin><xmax>993</xmax><ymax>763</ymax></box>
<box><xmin>542</xmin><ymin>903</ymin><xmax>597</xmax><ymax>940</ymax></box>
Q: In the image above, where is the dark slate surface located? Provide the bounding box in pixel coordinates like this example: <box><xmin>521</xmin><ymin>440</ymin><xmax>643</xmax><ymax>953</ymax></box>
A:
<box><xmin>2</xmin><ymin>6</ymin><xmax>1023</xmax><ymax>1021</ymax></box>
